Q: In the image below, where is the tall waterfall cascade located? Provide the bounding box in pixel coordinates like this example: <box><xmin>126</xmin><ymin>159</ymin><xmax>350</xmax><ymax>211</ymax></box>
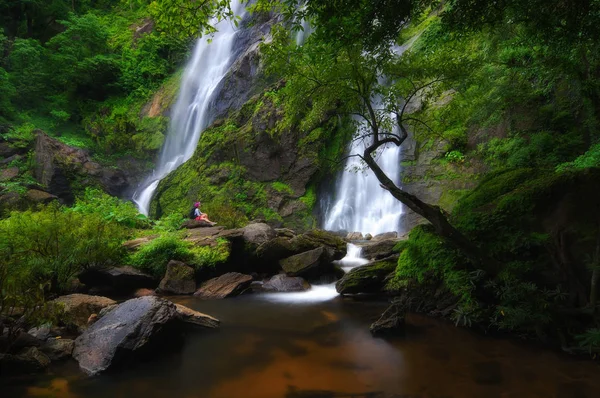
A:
<box><xmin>133</xmin><ymin>1</ymin><xmax>246</xmax><ymax>215</ymax></box>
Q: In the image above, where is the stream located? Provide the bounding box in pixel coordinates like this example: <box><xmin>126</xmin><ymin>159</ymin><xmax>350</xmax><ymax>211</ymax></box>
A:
<box><xmin>5</xmin><ymin>292</ymin><xmax>600</xmax><ymax>398</ymax></box>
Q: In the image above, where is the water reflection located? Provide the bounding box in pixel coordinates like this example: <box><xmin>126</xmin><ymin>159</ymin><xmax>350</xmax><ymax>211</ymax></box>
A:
<box><xmin>5</xmin><ymin>295</ymin><xmax>600</xmax><ymax>398</ymax></box>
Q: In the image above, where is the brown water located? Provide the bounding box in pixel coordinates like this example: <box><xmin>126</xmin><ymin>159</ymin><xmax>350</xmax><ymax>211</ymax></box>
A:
<box><xmin>4</xmin><ymin>294</ymin><xmax>600</xmax><ymax>398</ymax></box>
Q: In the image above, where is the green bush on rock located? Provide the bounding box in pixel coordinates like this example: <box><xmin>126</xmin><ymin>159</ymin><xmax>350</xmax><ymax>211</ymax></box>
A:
<box><xmin>128</xmin><ymin>234</ymin><xmax>230</xmax><ymax>278</ymax></box>
<box><xmin>0</xmin><ymin>203</ymin><xmax>128</xmax><ymax>293</ymax></box>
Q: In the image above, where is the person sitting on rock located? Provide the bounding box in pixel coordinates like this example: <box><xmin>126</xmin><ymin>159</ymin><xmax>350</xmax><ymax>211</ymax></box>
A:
<box><xmin>193</xmin><ymin>201</ymin><xmax>216</xmax><ymax>226</ymax></box>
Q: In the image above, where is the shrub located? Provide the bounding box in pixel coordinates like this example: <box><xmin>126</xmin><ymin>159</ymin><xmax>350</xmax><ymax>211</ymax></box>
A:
<box><xmin>0</xmin><ymin>203</ymin><xmax>127</xmax><ymax>293</ymax></box>
<box><xmin>128</xmin><ymin>234</ymin><xmax>231</xmax><ymax>278</ymax></box>
<box><xmin>128</xmin><ymin>234</ymin><xmax>194</xmax><ymax>277</ymax></box>
<box><xmin>71</xmin><ymin>187</ymin><xmax>150</xmax><ymax>228</ymax></box>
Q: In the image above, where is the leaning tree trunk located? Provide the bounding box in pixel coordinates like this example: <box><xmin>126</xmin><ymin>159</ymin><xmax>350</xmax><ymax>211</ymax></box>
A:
<box><xmin>363</xmin><ymin>147</ymin><xmax>502</xmax><ymax>275</ymax></box>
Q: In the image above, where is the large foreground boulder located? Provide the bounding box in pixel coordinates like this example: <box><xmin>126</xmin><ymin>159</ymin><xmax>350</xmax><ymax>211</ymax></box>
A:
<box><xmin>335</xmin><ymin>257</ymin><xmax>398</xmax><ymax>295</ymax></box>
<box><xmin>72</xmin><ymin>296</ymin><xmax>178</xmax><ymax>375</ymax></box>
<box><xmin>262</xmin><ymin>274</ymin><xmax>310</xmax><ymax>292</ymax></box>
<box><xmin>194</xmin><ymin>273</ymin><xmax>253</xmax><ymax>299</ymax></box>
<box><xmin>52</xmin><ymin>294</ymin><xmax>117</xmax><ymax>332</ymax></box>
<box><xmin>157</xmin><ymin>260</ymin><xmax>196</xmax><ymax>295</ymax></box>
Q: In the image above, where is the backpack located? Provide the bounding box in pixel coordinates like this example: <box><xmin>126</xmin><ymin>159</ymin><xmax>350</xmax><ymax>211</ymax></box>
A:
<box><xmin>189</xmin><ymin>207</ymin><xmax>196</xmax><ymax>219</ymax></box>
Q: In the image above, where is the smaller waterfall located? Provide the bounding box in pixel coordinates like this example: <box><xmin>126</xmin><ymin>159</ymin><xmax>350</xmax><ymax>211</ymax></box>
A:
<box><xmin>133</xmin><ymin>1</ymin><xmax>246</xmax><ymax>215</ymax></box>
<box><xmin>322</xmin><ymin>130</ymin><xmax>404</xmax><ymax>236</ymax></box>
<box><xmin>339</xmin><ymin>243</ymin><xmax>369</xmax><ymax>273</ymax></box>
<box><xmin>261</xmin><ymin>243</ymin><xmax>369</xmax><ymax>303</ymax></box>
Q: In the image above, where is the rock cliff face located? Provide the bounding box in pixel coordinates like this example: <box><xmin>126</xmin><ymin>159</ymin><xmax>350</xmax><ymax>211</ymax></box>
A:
<box><xmin>151</xmin><ymin>91</ymin><xmax>346</xmax><ymax>230</ymax></box>
<box><xmin>398</xmin><ymin>132</ymin><xmax>486</xmax><ymax>231</ymax></box>
<box><xmin>34</xmin><ymin>131</ymin><xmax>128</xmax><ymax>204</ymax></box>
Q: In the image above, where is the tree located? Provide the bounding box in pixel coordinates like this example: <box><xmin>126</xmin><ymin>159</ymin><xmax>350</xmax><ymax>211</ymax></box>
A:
<box><xmin>148</xmin><ymin>0</ymin><xmax>235</xmax><ymax>41</ymax></box>
<box><xmin>262</xmin><ymin>27</ymin><xmax>494</xmax><ymax>270</ymax></box>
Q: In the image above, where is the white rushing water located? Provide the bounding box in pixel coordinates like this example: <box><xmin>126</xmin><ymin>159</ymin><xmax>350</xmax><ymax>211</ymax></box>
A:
<box><xmin>322</xmin><ymin>132</ymin><xmax>404</xmax><ymax>236</ymax></box>
<box><xmin>133</xmin><ymin>1</ymin><xmax>246</xmax><ymax>215</ymax></box>
<box><xmin>262</xmin><ymin>243</ymin><xmax>368</xmax><ymax>303</ymax></box>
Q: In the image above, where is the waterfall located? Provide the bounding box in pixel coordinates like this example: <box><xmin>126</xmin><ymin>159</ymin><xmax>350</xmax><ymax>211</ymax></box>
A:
<box><xmin>322</xmin><ymin>123</ymin><xmax>404</xmax><ymax>236</ymax></box>
<box><xmin>133</xmin><ymin>1</ymin><xmax>246</xmax><ymax>215</ymax></box>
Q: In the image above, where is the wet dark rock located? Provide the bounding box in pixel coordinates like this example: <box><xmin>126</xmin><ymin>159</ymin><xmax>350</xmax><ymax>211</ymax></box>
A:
<box><xmin>256</xmin><ymin>230</ymin><xmax>346</xmax><ymax>269</ymax></box>
<box><xmin>52</xmin><ymin>294</ymin><xmax>117</xmax><ymax>332</ymax></box>
<box><xmin>335</xmin><ymin>257</ymin><xmax>398</xmax><ymax>295</ymax></box>
<box><xmin>369</xmin><ymin>303</ymin><xmax>406</xmax><ymax>336</ymax></box>
<box><xmin>280</xmin><ymin>247</ymin><xmax>335</xmax><ymax>278</ymax></box>
<box><xmin>242</xmin><ymin>222</ymin><xmax>276</xmax><ymax>246</ymax></box>
<box><xmin>263</xmin><ymin>274</ymin><xmax>310</xmax><ymax>292</ymax></box>
<box><xmin>73</xmin><ymin>296</ymin><xmax>178</xmax><ymax>375</ymax></box>
<box><xmin>0</xmin><ymin>347</ymin><xmax>50</xmax><ymax>375</ymax></box>
<box><xmin>157</xmin><ymin>261</ymin><xmax>196</xmax><ymax>295</ymax></box>
<box><xmin>79</xmin><ymin>266</ymin><xmax>157</xmax><ymax>295</ymax></box>
<box><xmin>174</xmin><ymin>303</ymin><xmax>220</xmax><ymax>328</ymax></box>
<box><xmin>275</xmin><ymin>228</ymin><xmax>296</xmax><ymax>238</ymax></box>
<box><xmin>27</xmin><ymin>324</ymin><xmax>53</xmax><ymax>341</ymax></box>
<box><xmin>41</xmin><ymin>338</ymin><xmax>75</xmax><ymax>361</ymax></box>
<box><xmin>194</xmin><ymin>272</ymin><xmax>253</xmax><ymax>299</ymax></box>
<box><xmin>357</xmin><ymin>239</ymin><xmax>401</xmax><ymax>261</ymax></box>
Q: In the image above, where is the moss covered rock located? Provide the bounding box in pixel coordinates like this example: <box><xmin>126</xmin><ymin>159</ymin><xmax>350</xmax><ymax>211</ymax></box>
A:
<box><xmin>157</xmin><ymin>260</ymin><xmax>196</xmax><ymax>295</ymax></box>
<box><xmin>336</xmin><ymin>257</ymin><xmax>398</xmax><ymax>295</ymax></box>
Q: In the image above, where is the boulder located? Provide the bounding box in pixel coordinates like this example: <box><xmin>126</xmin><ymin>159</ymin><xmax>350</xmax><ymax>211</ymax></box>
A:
<box><xmin>52</xmin><ymin>294</ymin><xmax>117</xmax><ymax>332</ymax></box>
<box><xmin>369</xmin><ymin>302</ymin><xmax>406</xmax><ymax>337</ymax></box>
<box><xmin>335</xmin><ymin>257</ymin><xmax>398</xmax><ymax>295</ymax></box>
<box><xmin>25</xmin><ymin>189</ymin><xmax>57</xmax><ymax>204</ymax></box>
<box><xmin>262</xmin><ymin>274</ymin><xmax>310</xmax><ymax>292</ymax></box>
<box><xmin>357</xmin><ymin>239</ymin><xmax>400</xmax><ymax>261</ymax></box>
<box><xmin>174</xmin><ymin>304</ymin><xmax>220</xmax><ymax>328</ymax></box>
<box><xmin>0</xmin><ymin>347</ymin><xmax>50</xmax><ymax>375</ymax></box>
<box><xmin>256</xmin><ymin>230</ymin><xmax>347</xmax><ymax>267</ymax></box>
<box><xmin>371</xmin><ymin>232</ymin><xmax>398</xmax><ymax>241</ymax></box>
<box><xmin>346</xmin><ymin>232</ymin><xmax>364</xmax><ymax>241</ymax></box>
<box><xmin>181</xmin><ymin>219</ymin><xmax>215</xmax><ymax>229</ymax></box>
<box><xmin>194</xmin><ymin>273</ymin><xmax>253</xmax><ymax>299</ymax></box>
<box><xmin>157</xmin><ymin>261</ymin><xmax>196</xmax><ymax>295</ymax></box>
<box><xmin>79</xmin><ymin>266</ymin><xmax>157</xmax><ymax>295</ymax></box>
<box><xmin>28</xmin><ymin>324</ymin><xmax>53</xmax><ymax>341</ymax></box>
<box><xmin>72</xmin><ymin>296</ymin><xmax>178</xmax><ymax>375</ymax></box>
<box><xmin>364</xmin><ymin>234</ymin><xmax>373</xmax><ymax>240</ymax></box>
<box><xmin>0</xmin><ymin>153</ymin><xmax>22</xmax><ymax>165</ymax></box>
<box><xmin>241</xmin><ymin>223</ymin><xmax>276</xmax><ymax>246</ymax></box>
<box><xmin>41</xmin><ymin>338</ymin><xmax>75</xmax><ymax>361</ymax></box>
<box><xmin>280</xmin><ymin>247</ymin><xmax>334</xmax><ymax>278</ymax></box>
<box><xmin>33</xmin><ymin>130</ymin><xmax>128</xmax><ymax>203</ymax></box>
<box><xmin>275</xmin><ymin>228</ymin><xmax>296</xmax><ymax>238</ymax></box>
<box><xmin>0</xmin><ymin>167</ymin><xmax>19</xmax><ymax>181</ymax></box>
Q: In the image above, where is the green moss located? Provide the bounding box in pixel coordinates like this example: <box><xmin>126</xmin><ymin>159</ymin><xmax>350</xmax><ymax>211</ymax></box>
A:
<box><xmin>271</xmin><ymin>181</ymin><xmax>294</xmax><ymax>195</ymax></box>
